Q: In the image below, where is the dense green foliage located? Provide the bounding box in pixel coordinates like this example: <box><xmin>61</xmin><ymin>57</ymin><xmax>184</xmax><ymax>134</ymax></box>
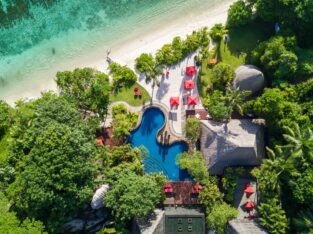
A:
<box><xmin>177</xmin><ymin>151</ymin><xmax>209</xmax><ymax>183</ymax></box>
<box><xmin>250</xmin><ymin>0</ymin><xmax>313</xmax><ymax>47</ymax></box>
<box><xmin>134</xmin><ymin>53</ymin><xmax>162</xmax><ymax>86</ymax></box>
<box><xmin>245</xmin><ymin>82</ymin><xmax>311</xmax><ymax>138</ymax></box>
<box><xmin>211</xmin><ymin>62</ymin><xmax>235</xmax><ymax>90</ymax></box>
<box><xmin>0</xmin><ymin>100</ymin><xmax>12</xmax><ymax>138</ymax></box>
<box><xmin>209</xmin><ymin>24</ymin><xmax>227</xmax><ymax>42</ymax></box>
<box><xmin>111</xmin><ymin>104</ymin><xmax>138</xmax><ymax>140</ymax></box>
<box><xmin>184</xmin><ymin>117</ymin><xmax>201</xmax><ymax>144</ymax></box>
<box><xmin>109</xmin><ymin>62</ymin><xmax>137</xmax><ymax>89</ymax></box>
<box><xmin>101</xmin><ymin>144</ymin><xmax>165</xmax><ymax>229</ymax></box>
<box><xmin>0</xmin><ymin>192</ymin><xmax>46</xmax><ymax>234</ymax></box>
<box><xmin>56</xmin><ymin>67</ymin><xmax>111</xmax><ymax>118</ymax></box>
<box><xmin>103</xmin><ymin>172</ymin><xmax>164</xmax><ymax>223</ymax></box>
<box><xmin>205</xmin><ymin>87</ymin><xmax>250</xmax><ymax>120</ymax></box>
<box><xmin>251</xmin><ymin>36</ymin><xmax>300</xmax><ymax>82</ymax></box>
<box><xmin>155</xmin><ymin>28</ymin><xmax>209</xmax><ymax>66</ymax></box>
<box><xmin>258</xmin><ymin>198</ymin><xmax>288</xmax><ymax>234</ymax></box>
<box><xmin>177</xmin><ymin>151</ymin><xmax>238</xmax><ymax>233</ymax></box>
<box><xmin>227</xmin><ymin>0</ymin><xmax>252</xmax><ymax>28</ymax></box>
<box><xmin>207</xmin><ymin>203</ymin><xmax>238</xmax><ymax>234</ymax></box>
<box><xmin>0</xmin><ymin>93</ymin><xmax>98</xmax><ymax>232</ymax></box>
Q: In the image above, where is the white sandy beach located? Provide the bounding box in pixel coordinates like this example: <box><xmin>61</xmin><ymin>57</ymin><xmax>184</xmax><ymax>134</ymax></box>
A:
<box><xmin>2</xmin><ymin>0</ymin><xmax>234</xmax><ymax>105</ymax></box>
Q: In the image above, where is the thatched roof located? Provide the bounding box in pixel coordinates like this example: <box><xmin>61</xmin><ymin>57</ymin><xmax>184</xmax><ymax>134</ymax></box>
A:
<box><xmin>200</xmin><ymin>119</ymin><xmax>265</xmax><ymax>175</ymax></box>
<box><xmin>234</xmin><ymin>65</ymin><xmax>265</xmax><ymax>95</ymax></box>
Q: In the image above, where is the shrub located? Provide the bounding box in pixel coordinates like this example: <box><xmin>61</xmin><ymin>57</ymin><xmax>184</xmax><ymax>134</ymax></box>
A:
<box><xmin>109</xmin><ymin>62</ymin><xmax>137</xmax><ymax>88</ymax></box>
<box><xmin>184</xmin><ymin>117</ymin><xmax>201</xmax><ymax>143</ymax></box>
<box><xmin>227</xmin><ymin>0</ymin><xmax>252</xmax><ymax>28</ymax></box>
<box><xmin>212</xmin><ymin>62</ymin><xmax>235</xmax><ymax>91</ymax></box>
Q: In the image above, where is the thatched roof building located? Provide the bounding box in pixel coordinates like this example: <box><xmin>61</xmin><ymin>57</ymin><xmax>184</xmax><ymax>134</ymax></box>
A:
<box><xmin>200</xmin><ymin>119</ymin><xmax>265</xmax><ymax>175</ymax></box>
<box><xmin>233</xmin><ymin>65</ymin><xmax>265</xmax><ymax>95</ymax></box>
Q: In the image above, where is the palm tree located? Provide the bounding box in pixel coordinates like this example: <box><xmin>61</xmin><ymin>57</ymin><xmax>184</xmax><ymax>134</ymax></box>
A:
<box><xmin>293</xmin><ymin>209</ymin><xmax>313</xmax><ymax>234</ymax></box>
<box><xmin>282</xmin><ymin>123</ymin><xmax>313</xmax><ymax>169</ymax></box>
<box><xmin>256</xmin><ymin>147</ymin><xmax>298</xmax><ymax>194</ymax></box>
<box><xmin>225</xmin><ymin>86</ymin><xmax>251</xmax><ymax>116</ymax></box>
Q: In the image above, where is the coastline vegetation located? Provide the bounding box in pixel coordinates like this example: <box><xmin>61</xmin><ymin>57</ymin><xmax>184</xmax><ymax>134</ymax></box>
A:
<box><xmin>226</xmin><ymin>0</ymin><xmax>313</xmax><ymax>233</ymax></box>
<box><xmin>0</xmin><ymin>0</ymin><xmax>313</xmax><ymax>233</ymax></box>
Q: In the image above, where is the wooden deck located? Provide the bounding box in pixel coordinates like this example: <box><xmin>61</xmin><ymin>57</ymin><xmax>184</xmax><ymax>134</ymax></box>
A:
<box><xmin>163</xmin><ymin>182</ymin><xmax>200</xmax><ymax>205</ymax></box>
<box><xmin>186</xmin><ymin>109</ymin><xmax>209</xmax><ymax>120</ymax></box>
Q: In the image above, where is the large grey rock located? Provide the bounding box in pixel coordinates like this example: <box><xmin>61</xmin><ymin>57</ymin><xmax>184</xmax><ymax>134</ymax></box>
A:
<box><xmin>85</xmin><ymin>218</ymin><xmax>106</xmax><ymax>232</ymax></box>
<box><xmin>61</xmin><ymin>219</ymin><xmax>85</xmax><ymax>233</ymax></box>
<box><xmin>234</xmin><ymin>65</ymin><xmax>265</xmax><ymax>95</ymax></box>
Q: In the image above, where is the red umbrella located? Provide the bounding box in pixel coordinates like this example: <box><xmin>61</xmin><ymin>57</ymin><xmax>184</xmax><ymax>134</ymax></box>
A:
<box><xmin>134</xmin><ymin>86</ymin><xmax>139</xmax><ymax>91</ymax></box>
<box><xmin>165</xmin><ymin>183</ymin><xmax>172</xmax><ymax>189</ymax></box>
<box><xmin>192</xmin><ymin>186</ymin><xmax>199</xmax><ymax>194</ymax></box>
<box><xmin>244</xmin><ymin>184</ymin><xmax>254</xmax><ymax>196</ymax></box>
<box><xmin>170</xmin><ymin>97</ymin><xmax>180</xmax><ymax>106</ymax></box>
<box><xmin>96</xmin><ymin>137</ymin><xmax>104</xmax><ymax>146</ymax></box>
<box><xmin>187</xmin><ymin>96</ymin><xmax>198</xmax><ymax>105</ymax></box>
<box><xmin>245</xmin><ymin>200</ymin><xmax>255</xmax><ymax>210</ymax></box>
<box><xmin>184</xmin><ymin>80</ymin><xmax>195</xmax><ymax>90</ymax></box>
<box><xmin>186</xmin><ymin>66</ymin><xmax>196</xmax><ymax>76</ymax></box>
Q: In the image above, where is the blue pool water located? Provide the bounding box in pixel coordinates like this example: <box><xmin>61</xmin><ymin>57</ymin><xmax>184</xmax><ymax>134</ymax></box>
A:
<box><xmin>129</xmin><ymin>107</ymin><xmax>191</xmax><ymax>181</ymax></box>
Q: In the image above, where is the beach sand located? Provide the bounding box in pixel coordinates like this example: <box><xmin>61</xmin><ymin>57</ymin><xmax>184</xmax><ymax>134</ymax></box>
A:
<box><xmin>2</xmin><ymin>1</ymin><xmax>234</xmax><ymax>105</ymax></box>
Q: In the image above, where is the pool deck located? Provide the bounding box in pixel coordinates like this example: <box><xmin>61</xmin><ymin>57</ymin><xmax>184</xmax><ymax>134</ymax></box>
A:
<box><xmin>104</xmin><ymin>51</ymin><xmax>204</xmax><ymax>146</ymax></box>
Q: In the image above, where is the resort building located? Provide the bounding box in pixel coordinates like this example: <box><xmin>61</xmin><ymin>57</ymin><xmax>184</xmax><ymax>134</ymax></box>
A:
<box><xmin>133</xmin><ymin>207</ymin><xmax>205</xmax><ymax>234</ymax></box>
<box><xmin>200</xmin><ymin>119</ymin><xmax>265</xmax><ymax>175</ymax></box>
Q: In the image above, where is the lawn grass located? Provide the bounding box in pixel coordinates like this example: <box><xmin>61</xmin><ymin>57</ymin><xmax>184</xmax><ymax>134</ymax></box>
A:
<box><xmin>0</xmin><ymin>133</ymin><xmax>10</xmax><ymax>165</ymax></box>
<box><xmin>198</xmin><ymin>20</ymin><xmax>274</xmax><ymax>100</ymax></box>
<box><xmin>110</xmin><ymin>82</ymin><xmax>151</xmax><ymax>106</ymax></box>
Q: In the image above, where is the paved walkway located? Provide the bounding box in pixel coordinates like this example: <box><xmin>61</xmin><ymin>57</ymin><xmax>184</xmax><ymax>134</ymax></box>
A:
<box><xmin>136</xmin><ymin>51</ymin><xmax>204</xmax><ymax>135</ymax></box>
<box><xmin>105</xmin><ymin>52</ymin><xmax>204</xmax><ymax>138</ymax></box>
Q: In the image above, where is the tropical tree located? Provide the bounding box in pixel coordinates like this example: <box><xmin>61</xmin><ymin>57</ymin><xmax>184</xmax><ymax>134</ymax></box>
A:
<box><xmin>204</xmin><ymin>90</ymin><xmax>232</xmax><ymax>120</ymax></box>
<box><xmin>177</xmin><ymin>151</ymin><xmax>209</xmax><ymax>183</ymax></box>
<box><xmin>251</xmin><ymin>36</ymin><xmax>298</xmax><ymax>82</ymax></box>
<box><xmin>207</xmin><ymin>203</ymin><xmax>238</xmax><ymax>234</ymax></box>
<box><xmin>293</xmin><ymin>209</ymin><xmax>313</xmax><ymax>234</ymax></box>
<box><xmin>0</xmin><ymin>192</ymin><xmax>46</xmax><ymax>234</ymax></box>
<box><xmin>111</xmin><ymin>104</ymin><xmax>138</xmax><ymax>140</ymax></box>
<box><xmin>184</xmin><ymin>117</ymin><xmax>201</xmax><ymax>144</ymax></box>
<box><xmin>109</xmin><ymin>62</ymin><xmax>137</xmax><ymax>89</ymax></box>
<box><xmin>0</xmin><ymin>100</ymin><xmax>13</xmax><ymax>138</ymax></box>
<box><xmin>6</xmin><ymin>94</ymin><xmax>97</xmax><ymax>232</ymax></box>
<box><xmin>282</xmin><ymin>123</ymin><xmax>313</xmax><ymax>168</ymax></box>
<box><xmin>103</xmin><ymin>172</ymin><xmax>165</xmax><ymax>224</ymax></box>
<box><xmin>252</xmin><ymin>147</ymin><xmax>296</xmax><ymax>196</ymax></box>
<box><xmin>209</xmin><ymin>24</ymin><xmax>227</xmax><ymax>42</ymax></box>
<box><xmin>227</xmin><ymin>0</ymin><xmax>253</xmax><ymax>28</ymax></box>
<box><xmin>212</xmin><ymin>62</ymin><xmax>235</xmax><ymax>91</ymax></box>
<box><xmin>135</xmin><ymin>53</ymin><xmax>156</xmax><ymax>73</ymax></box>
<box><xmin>225</xmin><ymin>86</ymin><xmax>251</xmax><ymax>115</ymax></box>
<box><xmin>56</xmin><ymin>68</ymin><xmax>111</xmax><ymax>118</ymax></box>
<box><xmin>258</xmin><ymin>198</ymin><xmax>288</xmax><ymax>234</ymax></box>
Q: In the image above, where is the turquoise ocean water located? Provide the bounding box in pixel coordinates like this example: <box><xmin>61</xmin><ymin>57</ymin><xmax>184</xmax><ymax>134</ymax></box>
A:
<box><xmin>0</xmin><ymin>0</ymin><xmax>229</xmax><ymax>102</ymax></box>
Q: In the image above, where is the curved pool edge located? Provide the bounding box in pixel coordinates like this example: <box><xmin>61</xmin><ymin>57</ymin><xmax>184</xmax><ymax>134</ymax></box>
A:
<box><xmin>133</xmin><ymin>102</ymin><xmax>189</xmax><ymax>148</ymax></box>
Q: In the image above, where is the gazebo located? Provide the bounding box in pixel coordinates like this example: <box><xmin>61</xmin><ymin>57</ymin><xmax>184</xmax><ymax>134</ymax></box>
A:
<box><xmin>170</xmin><ymin>97</ymin><xmax>180</xmax><ymax>107</ymax></box>
<box><xmin>186</xmin><ymin>66</ymin><xmax>196</xmax><ymax>76</ymax></box>
<box><xmin>184</xmin><ymin>80</ymin><xmax>195</xmax><ymax>90</ymax></box>
<box><xmin>187</xmin><ymin>96</ymin><xmax>198</xmax><ymax>106</ymax></box>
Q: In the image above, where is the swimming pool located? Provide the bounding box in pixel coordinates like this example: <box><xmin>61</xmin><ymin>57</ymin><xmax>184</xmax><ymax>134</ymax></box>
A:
<box><xmin>129</xmin><ymin>107</ymin><xmax>191</xmax><ymax>181</ymax></box>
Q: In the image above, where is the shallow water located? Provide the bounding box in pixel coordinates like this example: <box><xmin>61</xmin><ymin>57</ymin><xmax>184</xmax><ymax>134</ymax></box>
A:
<box><xmin>0</xmin><ymin>0</ymin><xmax>229</xmax><ymax>101</ymax></box>
<box><xmin>129</xmin><ymin>107</ymin><xmax>190</xmax><ymax>181</ymax></box>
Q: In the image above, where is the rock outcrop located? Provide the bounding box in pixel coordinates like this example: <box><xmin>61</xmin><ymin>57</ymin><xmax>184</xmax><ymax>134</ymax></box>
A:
<box><xmin>234</xmin><ymin>65</ymin><xmax>265</xmax><ymax>95</ymax></box>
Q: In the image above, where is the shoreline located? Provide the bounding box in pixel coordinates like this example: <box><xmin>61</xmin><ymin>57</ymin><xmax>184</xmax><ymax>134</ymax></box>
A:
<box><xmin>2</xmin><ymin>0</ymin><xmax>233</xmax><ymax>105</ymax></box>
